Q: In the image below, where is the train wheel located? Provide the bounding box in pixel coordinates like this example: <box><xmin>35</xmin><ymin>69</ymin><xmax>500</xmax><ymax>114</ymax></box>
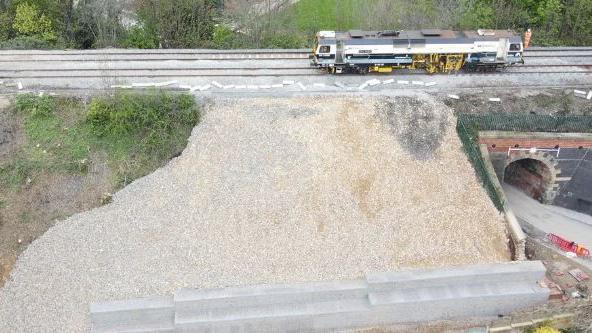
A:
<box><xmin>358</xmin><ymin>67</ymin><xmax>369</xmax><ymax>75</ymax></box>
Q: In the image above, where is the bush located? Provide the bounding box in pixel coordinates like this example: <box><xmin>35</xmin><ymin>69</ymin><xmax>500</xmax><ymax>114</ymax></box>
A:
<box><xmin>12</xmin><ymin>2</ymin><xmax>57</xmax><ymax>42</ymax></box>
<box><xmin>137</xmin><ymin>0</ymin><xmax>216</xmax><ymax>48</ymax></box>
<box><xmin>0</xmin><ymin>11</ymin><xmax>13</xmax><ymax>42</ymax></box>
<box><xmin>260</xmin><ymin>32</ymin><xmax>305</xmax><ymax>49</ymax></box>
<box><xmin>86</xmin><ymin>90</ymin><xmax>200</xmax><ymax>186</ymax></box>
<box><xmin>120</xmin><ymin>25</ymin><xmax>159</xmax><ymax>49</ymax></box>
<box><xmin>0</xmin><ymin>36</ymin><xmax>54</xmax><ymax>49</ymax></box>
<box><xmin>212</xmin><ymin>25</ymin><xmax>234</xmax><ymax>48</ymax></box>
<box><xmin>87</xmin><ymin>91</ymin><xmax>200</xmax><ymax>150</ymax></box>
<box><xmin>15</xmin><ymin>94</ymin><xmax>56</xmax><ymax>117</ymax></box>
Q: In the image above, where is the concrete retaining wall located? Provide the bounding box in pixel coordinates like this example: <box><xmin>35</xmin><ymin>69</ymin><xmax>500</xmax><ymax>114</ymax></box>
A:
<box><xmin>90</xmin><ymin>261</ymin><xmax>549</xmax><ymax>332</ymax></box>
<box><xmin>479</xmin><ymin>144</ymin><xmax>527</xmax><ymax>260</ymax></box>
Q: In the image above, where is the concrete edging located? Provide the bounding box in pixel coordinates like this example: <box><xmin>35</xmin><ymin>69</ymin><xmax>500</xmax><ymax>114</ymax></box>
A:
<box><xmin>479</xmin><ymin>131</ymin><xmax>592</xmax><ymax>141</ymax></box>
<box><xmin>90</xmin><ymin>261</ymin><xmax>548</xmax><ymax>332</ymax></box>
<box><xmin>479</xmin><ymin>144</ymin><xmax>527</xmax><ymax>260</ymax></box>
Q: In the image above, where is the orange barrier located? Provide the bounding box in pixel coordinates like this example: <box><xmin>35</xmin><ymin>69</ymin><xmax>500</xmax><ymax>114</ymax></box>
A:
<box><xmin>547</xmin><ymin>233</ymin><xmax>590</xmax><ymax>257</ymax></box>
<box><xmin>524</xmin><ymin>29</ymin><xmax>532</xmax><ymax>49</ymax></box>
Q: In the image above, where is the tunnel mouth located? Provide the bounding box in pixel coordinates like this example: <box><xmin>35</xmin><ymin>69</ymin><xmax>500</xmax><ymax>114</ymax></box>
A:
<box><xmin>504</xmin><ymin>158</ymin><xmax>553</xmax><ymax>203</ymax></box>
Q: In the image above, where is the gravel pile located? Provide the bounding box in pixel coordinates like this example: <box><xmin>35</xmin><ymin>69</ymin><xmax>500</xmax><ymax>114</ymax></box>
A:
<box><xmin>0</xmin><ymin>95</ymin><xmax>509</xmax><ymax>332</ymax></box>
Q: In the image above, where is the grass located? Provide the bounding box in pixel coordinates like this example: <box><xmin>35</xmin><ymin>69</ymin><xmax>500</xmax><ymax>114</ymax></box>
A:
<box><xmin>261</xmin><ymin>0</ymin><xmax>440</xmax><ymax>47</ymax></box>
<box><xmin>18</xmin><ymin>211</ymin><xmax>32</xmax><ymax>224</ymax></box>
<box><xmin>0</xmin><ymin>90</ymin><xmax>200</xmax><ymax>192</ymax></box>
<box><xmin>287</xmin><ymin>0</ymin><xmax>360</xmax><ymax>32</ymax></box>
<box><xmin>261</xmin><ymin>0</ymin><xmax>362</xmax><ymax>47</ymax></box>
<box><xmin>0</xmin><ymin>95</ymin><xmax>92</xmax><ymax>191</ymax></box>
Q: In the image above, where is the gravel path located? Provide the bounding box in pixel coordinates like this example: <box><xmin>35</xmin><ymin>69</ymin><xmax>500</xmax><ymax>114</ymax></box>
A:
<box><xmin>0</xmin><ymin>95</ymin><xmax>509</xmax><ymax>332</ymax></box>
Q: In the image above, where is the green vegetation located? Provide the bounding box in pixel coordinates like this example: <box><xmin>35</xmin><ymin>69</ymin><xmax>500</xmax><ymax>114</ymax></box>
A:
<box><xmin>0</xmin><ymin>0</ymin><xmax>590</xmax><ymax>49</ymax></box>
<box><xmin>456</xmin><ymin>115</ymin><xmax>505</xmax><ymax>212</ymax></box>
<box><xmin>522</xmin><ymin>322</ymin><xmax>586</xmax><ymax>333</ymax></box>
<box><xmin>221</xmin><ymin>0</ymin><xmax>592</xmax><ymax>47</ymax></box>
<box><xmin>282</xmin><ymin>0</ymin><xmax>361</xmax><ymax>32</ymax></box>
<box><xmin>120</xmin><ymin>26</ymin><xmax>159</xmax><ymax>49</ymax></box>
<box><xmin>261</xmin><ymin>0</ymin><xmax>592</xmax><ymax>46</ymax></box>
<box><xmin>12</xmin><ymin>2</ymin><xmax>57</xmax><ymax>42</ymax></box>
<box><xmin>136</xmin><ymin>0</ymin><xmax>217</xmax><ymax>48</ymax></box>
<box><xmin>0</xmin><ymin>91</ymin><xmax>200</xmax><ymax>192</ymax></box>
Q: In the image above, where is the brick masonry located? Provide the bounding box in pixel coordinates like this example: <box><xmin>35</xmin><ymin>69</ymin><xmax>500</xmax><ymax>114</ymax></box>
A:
<box><xmin>479</xmin><ymin>132</ymin><xmax>592</xmax><ymax>214</ymax></box>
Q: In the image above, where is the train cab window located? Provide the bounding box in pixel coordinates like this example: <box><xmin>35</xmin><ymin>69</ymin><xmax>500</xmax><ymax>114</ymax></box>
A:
<box><xmin>319</xmin><ymin>45</ymin><xmax>330</xmax><ymax>53</ymax></box>
<box><xmin>510</xmin><ymin>43</ymin><xmax>521</xmax><ymax>51</ymax></box>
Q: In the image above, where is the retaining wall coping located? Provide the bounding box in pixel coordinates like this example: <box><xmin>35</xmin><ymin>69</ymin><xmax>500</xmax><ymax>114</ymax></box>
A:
<box><xmin>367</xmin><ymin>261</ymin><xmax>543</xmax><ymax>284</ymax></box>
<box><xmin>505</xmin><ymin>210</ymin><xmax>527</xmax><ymax>243</ymax></box>
<box><xmin>479</xmin><ymin>131</ymin><xmax>592</xmax><ymax>140</ymax></box>
<box><xmin>175</xmin><ymin>280</ymin><xmax>367</xmax><ymax>303</ymax></box>
<box><xmin>367</xmin><ymin>263</ymin><xmax>543</xmax><ymax>293</ymax></box>
<box><xmin>175</xmin><ymin>298</ymin><xmax>372</xmax><ymax>323</ymax></box>
<box><xmin>369</xmin><ymin>281</ymin><xmax>547</xmax><ymax>306</ymax></box>
<box><xmin>90</xmin><ymin>296</ymin><xmax>175</xmax><ymax>333</ymax></box>
<box><xmin>89</xmin><ymin>295</ymin><xmax>174</xmax><ymax>313</ymax></box>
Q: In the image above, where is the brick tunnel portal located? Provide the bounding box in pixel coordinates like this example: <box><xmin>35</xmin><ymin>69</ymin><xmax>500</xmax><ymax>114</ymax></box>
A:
<box><xmin>503</xmin><ymin>158</ymin><xmax>553</xmax><ymax>203</ymax></box>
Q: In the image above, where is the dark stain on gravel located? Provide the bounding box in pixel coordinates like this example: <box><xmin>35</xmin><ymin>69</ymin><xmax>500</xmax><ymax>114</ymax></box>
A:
<box><xmin>379</xmin><ymin>97</ymin><xmax>449</xmax><ymax>160</ymax></box>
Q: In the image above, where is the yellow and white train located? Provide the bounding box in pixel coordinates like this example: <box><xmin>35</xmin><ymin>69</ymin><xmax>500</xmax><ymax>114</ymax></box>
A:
<box><xmin>310</xmin><ymin>29</ymin><xmax>524</xmax><ymax>74</ymax></box>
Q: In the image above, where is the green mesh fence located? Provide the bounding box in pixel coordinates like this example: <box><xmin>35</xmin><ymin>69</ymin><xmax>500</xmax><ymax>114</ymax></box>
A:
<box><xmin>459</xmin><ymin>114</ymin><xmax>592</xmax><ymax>133</ymax></box>
<box><xmin>456</xmin><ymin>114</ymin><xmax>592</xmax><ymax>212</ymax></box>
<box><xmin>456</xmin><ymin>117</ymin><xmax>505</xmax><ymax>211</ymax></box>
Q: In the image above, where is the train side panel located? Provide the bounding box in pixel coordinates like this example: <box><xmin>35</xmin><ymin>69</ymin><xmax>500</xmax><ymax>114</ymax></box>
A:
<box><xmin>311</xmin><ymin>29</ymin><xmax>524</xmax><ymax>74</ymax></box>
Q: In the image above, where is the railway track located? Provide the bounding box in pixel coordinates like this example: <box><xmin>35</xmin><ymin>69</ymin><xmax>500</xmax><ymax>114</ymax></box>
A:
<box><xmin>2</xmin><ymin>63</ymin><xmax>591</xmax><ymax>78</ymax></box>
<box><xmin>0</xmin><ymin>49</ymin><xmax>312</xmax><ymax>62</ymax></box>
<box><xmin>0</xmin><ymin>48</ymin><xmax>590</xmax><ymax>89</ymax></box>
<box><xmin>1</xmin><ymin>68</ymin><xmax>590</xmax><ymax>79</ymax></box>
<box><xmin>0</xmin><ymin>47</ymin><xmax>591</xmax><ymax>61</ymax></box>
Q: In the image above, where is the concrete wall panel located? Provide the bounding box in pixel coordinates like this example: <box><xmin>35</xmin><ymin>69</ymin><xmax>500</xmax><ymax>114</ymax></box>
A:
<box><xmin>90</xmin><ymin>261</ymin><xmax>549</xmax><ymax>333</ymax></box>
<box><xmin>90</xmin><ymin>296</ymin><xmax>175</xmax><ymax>332</ymax></box>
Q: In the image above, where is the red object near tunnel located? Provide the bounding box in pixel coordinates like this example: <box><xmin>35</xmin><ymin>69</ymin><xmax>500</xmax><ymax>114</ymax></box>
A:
<box><xmin>547</xmin><ymin>233</ymin><xmax>590</xmax><ymax>257</ymax></box>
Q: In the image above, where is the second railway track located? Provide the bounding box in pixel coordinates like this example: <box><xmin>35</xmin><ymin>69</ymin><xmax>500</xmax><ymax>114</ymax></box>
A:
<box><xmin>1</xmin><ymin>48</ymin><xmax>591</xmax><ymax>89</ymax></box>
<box><xmin>1</xmin><ymin>47</ymin><xmax>592</xmax><ymax>61</ymax></box>
<box><xmin>1</xmin><ymin>65</ymin><xmax>591</xmax><ymax>79</ymax></box>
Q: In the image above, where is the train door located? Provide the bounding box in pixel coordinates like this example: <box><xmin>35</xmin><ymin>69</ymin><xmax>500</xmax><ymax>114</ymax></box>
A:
<box><xmin>336</xmin><ymin>40</ymin><xmax>344</xmax><ymax>64</ymax></box>
<box><xmin>496</xmin><ymin>38</ymin><xmax>509</xmax><ymax>62</ymax></box>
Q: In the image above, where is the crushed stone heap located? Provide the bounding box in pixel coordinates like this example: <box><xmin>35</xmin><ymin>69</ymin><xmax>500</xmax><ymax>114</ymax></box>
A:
<box><xmin>0</xmin><ymin>95</ymin><xmax>509</xmax><ymax>332</ymax></box>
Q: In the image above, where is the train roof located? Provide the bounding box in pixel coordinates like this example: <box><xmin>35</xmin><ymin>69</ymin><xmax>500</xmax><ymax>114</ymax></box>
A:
<box><xmin>318</xmin><ymin>29</ymin><xmax>522</xmax><ymax>43</ymax></box>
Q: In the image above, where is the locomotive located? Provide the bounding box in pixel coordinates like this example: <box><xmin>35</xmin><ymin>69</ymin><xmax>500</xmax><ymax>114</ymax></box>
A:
<box><xmin>310</xmin><ymin>29</ymin><xmax>524</xmax><ymax>74</ymax></box>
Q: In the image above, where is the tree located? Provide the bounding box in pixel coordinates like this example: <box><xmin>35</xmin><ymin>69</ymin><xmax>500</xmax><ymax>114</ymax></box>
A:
<box><xmin>12</xmin><ymin>2</ymin><xmax>56</xmax><ymax>42</ymax></box>
<box><xmin>0</xmin><ymin>11</ymin><xmax>12</xmax><ymax>41</ymax></box>
<box><xmin>562</xmin><ymin>0</ymin><xmax>592</xmax><ymax>44</ymax></box>
<box><xmin>136</xmin><ymin>0</ymin><xmax>217</xmax><ymax>48</ymax></box>
<box><xmin>75</xmin><ymin>0</ymin><xmax>126</xmax><ymax>47</ymax></box>
<box><xmin>458</xmin><ymin>0</ymin><xmax>495</xmax><ymax>29</ymax></box>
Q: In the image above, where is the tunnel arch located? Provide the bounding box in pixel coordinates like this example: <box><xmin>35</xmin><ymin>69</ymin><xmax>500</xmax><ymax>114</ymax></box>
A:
<box><xmin>503</xmin><ymin>151</ymin><xmax>561</xmax><ymax>204</ymax></box>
